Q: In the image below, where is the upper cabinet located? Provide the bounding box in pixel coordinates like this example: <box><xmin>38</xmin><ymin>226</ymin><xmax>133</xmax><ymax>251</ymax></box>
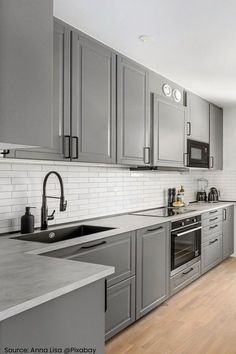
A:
<box><xmin>71</xmin><ymin>33</ymin><xmax>116</xmax><ymax>163</ymax></box>
<box><xmin>187</xmin><ymin>92</ymin><xmax>210</xmax><ymax>143</ymax></box>
<box><xmin>152</xmin><ymin>94</ymin><xmax>187</xmax><ymax>168</ymax></box>
<box><xmin>117</xmin><ymin>57</ymin><xmax>150</xmax><ymax>166</ymax></box>
<box><xmin>0</xmin><ymin>0</ymin><xmax>53</xmax><ymax>149</ymax></box>
<box><xmin>209</xmin><ymin>104</ymin><xmax>223</xmax><ymax>170</ymax></box>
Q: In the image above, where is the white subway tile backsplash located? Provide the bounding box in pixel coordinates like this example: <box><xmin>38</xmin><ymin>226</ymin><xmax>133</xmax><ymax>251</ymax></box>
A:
<box><xmin>0</xmin><ymin>160</ymin><xmax>235</xmax><ymax>234</ymax></box>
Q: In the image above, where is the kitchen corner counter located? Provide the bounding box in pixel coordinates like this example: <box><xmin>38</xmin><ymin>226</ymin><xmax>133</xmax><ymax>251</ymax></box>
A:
<box><xmin>0</xmin><ymin>201</ymin><xmax>234</xmax><ymax>322</ymax></box>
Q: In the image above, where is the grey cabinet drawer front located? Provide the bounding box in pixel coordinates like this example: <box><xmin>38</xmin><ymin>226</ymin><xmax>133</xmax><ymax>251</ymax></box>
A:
<box><xmin>201</xmin><ymin>235</ymin><xmax>223</xmax><ymax>274</ymax></box>
<box><xmin>170</xmin><ymin>261</ymin><xmax>201</xmax><ymax>296</ymax></box>
<box><xmin>202</xmin><ymin>214</ymin><xmax>222</xmax><ymax>227</ymax></box>
<box><xmin>105</xmin><ymin>277</ymin><xmax>135</xmax><ymax>340</ymax></box>
<box><xmin>202</xmin><ymin>209</ymin><xmax>221</xmax><ymax>220</ymax></box>
<box><xmin>68</xmin><ymin>232</ymin><xmax>135</xmax><ymax>287</ymax></box>
<box><xmin>202</xmin><ymin>222</ymin><xmax>222</xmax><ymax>243</ymax></box>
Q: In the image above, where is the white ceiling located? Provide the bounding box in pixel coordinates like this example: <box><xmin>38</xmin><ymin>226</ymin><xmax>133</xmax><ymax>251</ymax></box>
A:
<box><xmin>54</xmin><ymin>0</ymin><xmax>236</xmax><ymax>108</ymax></box>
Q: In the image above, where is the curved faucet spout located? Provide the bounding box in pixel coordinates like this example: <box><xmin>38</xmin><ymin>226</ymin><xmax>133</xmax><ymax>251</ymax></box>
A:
<box><xmin>41</xmin><ymin>171</ymin><xmax>67</xmax><ymax>230</ymax></box>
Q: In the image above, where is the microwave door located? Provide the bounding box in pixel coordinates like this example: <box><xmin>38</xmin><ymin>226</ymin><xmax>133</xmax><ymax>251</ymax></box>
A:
<box><xmin>187</xmin><ymin>140</ymin><xmax>209</xmax><ymax>168</ymax></box>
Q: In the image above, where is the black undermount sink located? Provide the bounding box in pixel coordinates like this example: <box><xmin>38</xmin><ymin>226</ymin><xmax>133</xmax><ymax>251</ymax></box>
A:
<box><xmin>11</xmin><ymin>225</ymin><xmax>115</xmax><ymax>243</ymax></box>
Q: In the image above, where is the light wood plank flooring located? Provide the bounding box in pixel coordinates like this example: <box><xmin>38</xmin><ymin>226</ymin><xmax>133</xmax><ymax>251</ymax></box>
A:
<box><xmin>106</xmin><ymin>257</ymin><xmax>236</xmax><ymax>354</ymax></box>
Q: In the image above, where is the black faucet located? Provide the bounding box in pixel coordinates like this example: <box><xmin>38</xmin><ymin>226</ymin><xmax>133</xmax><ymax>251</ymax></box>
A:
<box><xmin>41</xmin><ymin>171</ymin><xmax>67</xmax><ymax>230</ymax></box>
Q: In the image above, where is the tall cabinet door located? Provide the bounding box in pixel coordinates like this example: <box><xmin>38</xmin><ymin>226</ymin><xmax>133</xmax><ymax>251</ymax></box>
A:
<box><xmin>223</xmin><ymin>205</ymin><xmax>234</xmax><ymax>259</ymax></box>
<box><xmin>117</xmin><ymin>57</ymin><xmax>150</xmax><ymax>166</ymax></box>
<box><xmin>71</xmin><ymin>33</ymin><xmax>116</xmax><ymax>163</ymax></box>
<box><xmin>153</xmin><ymin>94</ymin><xmax>186</xmax><ymax>168</ymax></box>
<box><xmin>11</xmin><ymin>21</ymin><xmax>71</xmax><ymax>161</ymax></box>
<box><xmin>209</xmin><ymin>104</ymin><xmax>223</xmax><ymax>170</ymax></box>
<box><xmin>187</xmin><ymin>92</ymin><xmax>210</xmax><ymax>143</ymax></box>
<box><xmin>136</xmin><ymin>223</ymin><xmax>169</xmax><ymax>319</ymax></box>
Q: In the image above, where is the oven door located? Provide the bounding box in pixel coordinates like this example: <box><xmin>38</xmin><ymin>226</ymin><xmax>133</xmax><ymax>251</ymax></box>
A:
<box><xmin>171</xmin><ymin>224</ymin><xmax>201</xmax><ymax>274</ymax></box>
<box><xmin>187</xmin><ymin>139</ymin><xmax>209</xmax><ymax>168</ymax></box>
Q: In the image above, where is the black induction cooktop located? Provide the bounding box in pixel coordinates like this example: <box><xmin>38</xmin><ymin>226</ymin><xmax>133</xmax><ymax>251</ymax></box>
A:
<box><xmin>131</xmin><ymin>207</ymin><xmax>197</xmax><ymax>217</ymax></box>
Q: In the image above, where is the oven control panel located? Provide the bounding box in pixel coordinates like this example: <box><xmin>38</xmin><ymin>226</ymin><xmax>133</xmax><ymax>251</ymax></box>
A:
<box><xmin>171</xmin><ymin>214</ymin><xmax>201</xmax><ymax>231</ymax></box>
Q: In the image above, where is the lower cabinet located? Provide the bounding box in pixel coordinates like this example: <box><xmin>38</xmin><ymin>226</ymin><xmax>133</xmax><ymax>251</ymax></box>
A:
<box><xmin>105</xmin><ymin>277</ymin><xmax>135</xmax><ymax>340</ymax></box>
<box><xmin>201</xmin><ymin>235</ymin><xmax>223</xmax><ymax>274</ymax></box>
<box><xmin>136</xmin><ymin>223</ymin><xmax>169</xmax><ymax>319</ymax></box>
<box><xmin>222</xmin><ymin>205</ymin><xmax>234</xmax><ymax>259</ymax></box>
<box><xmin>170</xmin><ymin>261</ymin><xmax>201</xmax><ymax>295</ymax></box>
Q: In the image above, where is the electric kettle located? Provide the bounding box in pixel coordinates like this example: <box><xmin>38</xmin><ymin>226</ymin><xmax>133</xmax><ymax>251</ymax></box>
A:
<box><xmin>208</xmin><ymin>187</ymin><xmax>219</xmax><ymax>203</ymax></box>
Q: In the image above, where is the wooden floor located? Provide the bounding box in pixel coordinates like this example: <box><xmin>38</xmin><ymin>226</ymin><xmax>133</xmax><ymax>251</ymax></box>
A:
<box><xmin>106</xmin><ymin>257</ymin><xmax>236</xmax><ymax>354</ymax></box>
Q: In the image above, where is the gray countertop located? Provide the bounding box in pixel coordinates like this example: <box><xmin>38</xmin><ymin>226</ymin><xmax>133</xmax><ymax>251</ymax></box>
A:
<box><xmin>0</xmin><ymin>201</ymin><xmax>234</xmax><ymax>322</ymax></box>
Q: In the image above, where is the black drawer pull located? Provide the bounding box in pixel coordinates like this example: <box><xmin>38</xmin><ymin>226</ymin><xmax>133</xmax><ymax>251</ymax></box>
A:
<box><xmin>209</xmin><ymin>225</ymin><xmax>218</xmax><ymax>230</ymax></box>
<box><xmin>81</xmin><ymin>241</ymin><xmax>106</xmax><ymax>249</ymax></box>
<box><xmin>147</xmin><ymin>226</ymin><xmax>163</xmax><ymax>232</ymax></box>
<box><xmin>182</xmin><ymin>267</ymin><xmax>194</xmax><ymax>275</ymax></box>
<box><xmin>64</xmin><ymin>135</ymin><xmax>71</xmax><ymax>159</ymax></box>
<box><xmin>209</xmin><ymin>217</ymin><xmax>218</xmax><ymax>222</ymax></box>
<box><xmin>209</xmin><ymin>210</ymin><xmax>218</xmax><ymax>214</ymax></box>
<box><xmin>209</xmin><ymin>238</ymin><xmax>218</xmax><ymax>244</ymax></box>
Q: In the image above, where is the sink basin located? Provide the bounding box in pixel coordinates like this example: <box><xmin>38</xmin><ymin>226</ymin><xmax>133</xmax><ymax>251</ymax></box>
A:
<box><xmin>11</xmin><ymin>225</ymin><xmax>115</xmax><ymax>243</ymax></box>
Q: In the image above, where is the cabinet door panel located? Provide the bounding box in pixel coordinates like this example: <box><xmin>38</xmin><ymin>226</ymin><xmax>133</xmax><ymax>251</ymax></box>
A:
<box><xmin>210</xmin><ymin>104</ymin><xmax>223</xmax><ymax>170</ymax></box>
<box><xmin>153</xmin><ymin>94</ymin><xmax>186</xmax><ymax>167</ymax></box>
<box><xmin>188</xmin><ymin>93</ymin><xmax>209</xmax><ymax>143</ymax></box>
<box><xmin>105</xmin><ymin>277</ymin><xmax>135</xmax><ymax>340</ymax></box>
<box><xmin>72</xmin><ymin>34</ymin><xmax>116</xmax><ymax>163</ymax></box>
<box><xmin>0</xmin><ymin>0</ymin><xmax>53</xmax><ymax>149</ymax></box>
<box><xmin>223</xmin><ymin>206</ymin><xmax>234</xmax><ymax>259</ymax></box>
<box><xmin>117</xmin><ymin>57</ymin><xmax>150</xmax><ymax>165</ymax></box>
<box><xmin>136</xmin><ymin>223</ymin><xmax>169</xmax><ymax>319</ymax></box>
<box><xmin>10</xmin><ymin>21</ymin><xmax>71</xmax><ymax>161</ymax></box>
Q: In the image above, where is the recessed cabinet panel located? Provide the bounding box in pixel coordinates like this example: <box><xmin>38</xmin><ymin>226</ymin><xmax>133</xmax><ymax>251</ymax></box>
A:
<box><xmin>153</xmin><ymin>94</ymin><xmax>186</xmax><ymax>167</ymax></box>
<box><xmin>10</xmin><ymin>21</ymin><xmax>71</xmax><ymax>161</ymax></box>
<box><xmin>0</xmin><ymin>0</ymin><xmax>53</xmax><ymax>149</ymax></box>
<box><xmin>187</xmin><ymin>92</ymin><xmax>210</xmax><ymax>143</ymax></box>
<box><xmin>117</xmin><ymin>57</ymin><xmax>150</xmax><ymax>165</ymax></box>
<box><xmin>71</xmin><ymin>34</ymin><xmax>116</xmax><ymax>163</ymax></box>
<box><xmin>210</xmin><ymin>104</ymin><xmax>223</xmax><ymax>170</ymax></box>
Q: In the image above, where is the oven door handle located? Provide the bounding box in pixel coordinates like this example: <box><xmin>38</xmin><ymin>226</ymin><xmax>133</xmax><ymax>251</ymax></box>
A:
<box><xmin>173</xmin><ymin>226</ymin><xmax>202</xmax><ymax>237</ymax></box>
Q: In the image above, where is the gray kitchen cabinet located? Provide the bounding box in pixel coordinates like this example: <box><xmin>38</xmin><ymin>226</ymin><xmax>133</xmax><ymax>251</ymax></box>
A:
<box><xmin>201</xmin><ymin>235</ymin><xmax>223</xmax><ymax>274</ymax></box>
<box><xmin>117</xmin><ymin>56</ymin><xmax>150</xmax><ymax>166</ymax></box>
<box><xmin>222</xmin><ymin>205</ymin><xmax>234</xmax><ymax>259</ymax></box>
<box><xmin>170</xmin><ymin>261</ymin><xmax>201</xmax><ymax>295</ymax></box>
<box><xmin>136</xmin><ymin>223</ymin><xmax>169</xmax><ymax>319</ymax></box>
<box><xmin>152</xmin><ymin>94</ymin><xmax>187</xmax><ymax>168</ymax></box>
<box><xmin>0</xmin><ymin>0</ymin><xmax>53</xmax><ymax>149</ymax></box>
<box><xmin>105</xmin><ymin>277</ymin><xmax>135</xmax><ymax>340</ymax></box>
<box><xmin>71</xmin><ymin>33</ymin><xmax>116</xmax><ymax>163</ymax></box>
<box><xmin>187</xmin><ymin>92</ymin><xmax>210</xmax><ymax>143</ymax></box>
<box><xmin>64</xmin><ymin>232</ymin><xmax>135</xmax><ymax>287</ymax></box>
<box><xmin>10</xmin><ymin>21</ymin><xmax>71</xmax><ymax>161</ymax></box>
<box><xmin>209</xmin><ymin>104</ymin><xmax>223</xmax><ymax>170</ymax></box>
<box><xmin>0</xmin><ymin>280</ymin><xmax>105</xmax><ymax>353</ymax></box>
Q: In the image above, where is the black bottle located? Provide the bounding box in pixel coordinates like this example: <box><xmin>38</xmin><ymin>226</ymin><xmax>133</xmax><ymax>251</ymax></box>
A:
<box><xmin>21</xmin><ymin>207</ymin><xmax>35</xmax><ymax>234</ymax></box>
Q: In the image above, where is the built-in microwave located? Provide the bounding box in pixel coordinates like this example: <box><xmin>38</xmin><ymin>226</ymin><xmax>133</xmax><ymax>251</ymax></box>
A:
<box><xmin>187</xmin><ymin>139</ymin><xmax>209</xmax><ymax>168</ymax></box>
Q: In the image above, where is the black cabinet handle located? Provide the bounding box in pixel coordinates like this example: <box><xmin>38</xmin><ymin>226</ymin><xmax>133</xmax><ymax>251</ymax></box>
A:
<box><xmin>147</xmin><ymin>226</ymin><xmax>163</xmax><ymax>232</ymax></box>
<box><xmin>209</xmin><ymin>225</ymin><xmax>218</xmax><ymax>230</ymax></box>
<box><xmin>143</xmin><ymin>147</ymin><xmax>150</xmax><ymax>164</ymax></box>
<box><xmin>209</xmin><ymin>210</ymin><xmax>218</xmax><ymax>214</ymax></box>
<box><xmin>209</xmin><ymin>238</ymin><xmax>218</xmax><ymax>244</ymax></box>
<box><xmin>105</xmin><ymin>279</ymin><xmax>108</xmax><ymax>312</ymax></box>
<box><xmin>210</xmin><ymin>156</ymin><xmax>214</xmax><ymax>169</ymax></box>
<box><xmin>81</xmin><ymin>241</ymin><xmax>107</xmax><ymax>249</ymax></box>
<box><xmin>223</xmin><ymin>209</ymin><xmax>227</xmax><ymax>221</ymax></box>
<box><xmin>209</xmin><ymin>217</ymin><xmax>218</xmax><ymax>222</ymax></box>
<box><xmin>183</xmin><ymin>153</ymin><xmax>189</xmax><ymax>167</ymax></box>
<box><xmin>182</xmin><ymin>267</ymin><xmax>193</xmax><ymax>275</ymax></box>
<box><xmin>64</xmin><ymin>135</ymin><xmax>71</xmax><ymax>159</ymax></box>
<box><xmin>72</xmin><ymin>136</ymin><xmax>79</xmax><ymax>159</ymax></box>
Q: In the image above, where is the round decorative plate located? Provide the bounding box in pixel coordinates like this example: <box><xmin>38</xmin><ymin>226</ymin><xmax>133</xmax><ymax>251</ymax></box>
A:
<box><xmin>173</xmin><ymin>88</ymin><xmax>182</xmax><ymax>102</ymax></box>
<box><xmin>162</xmin><ymin>84</ymin><xmax>172</xmax><ymax>97</ymax></box>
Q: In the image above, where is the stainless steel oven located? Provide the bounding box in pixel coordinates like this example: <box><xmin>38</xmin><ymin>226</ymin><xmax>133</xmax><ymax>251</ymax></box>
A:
<box><xmin>171</xmin><ymin>215</ymin><xmax>201</xmax><ymax>276</ymax></box>
<box><xmin>187</xmin><ymin>139</ymin><xmax>209</xmax><ymax>168</ymax></box>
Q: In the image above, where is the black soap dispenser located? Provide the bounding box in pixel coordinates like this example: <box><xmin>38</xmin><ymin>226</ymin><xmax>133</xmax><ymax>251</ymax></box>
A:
<box><xmin>21</xmin><ymin>207</ymin><xmax>35</xmax><ymax>234</ymax></box>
